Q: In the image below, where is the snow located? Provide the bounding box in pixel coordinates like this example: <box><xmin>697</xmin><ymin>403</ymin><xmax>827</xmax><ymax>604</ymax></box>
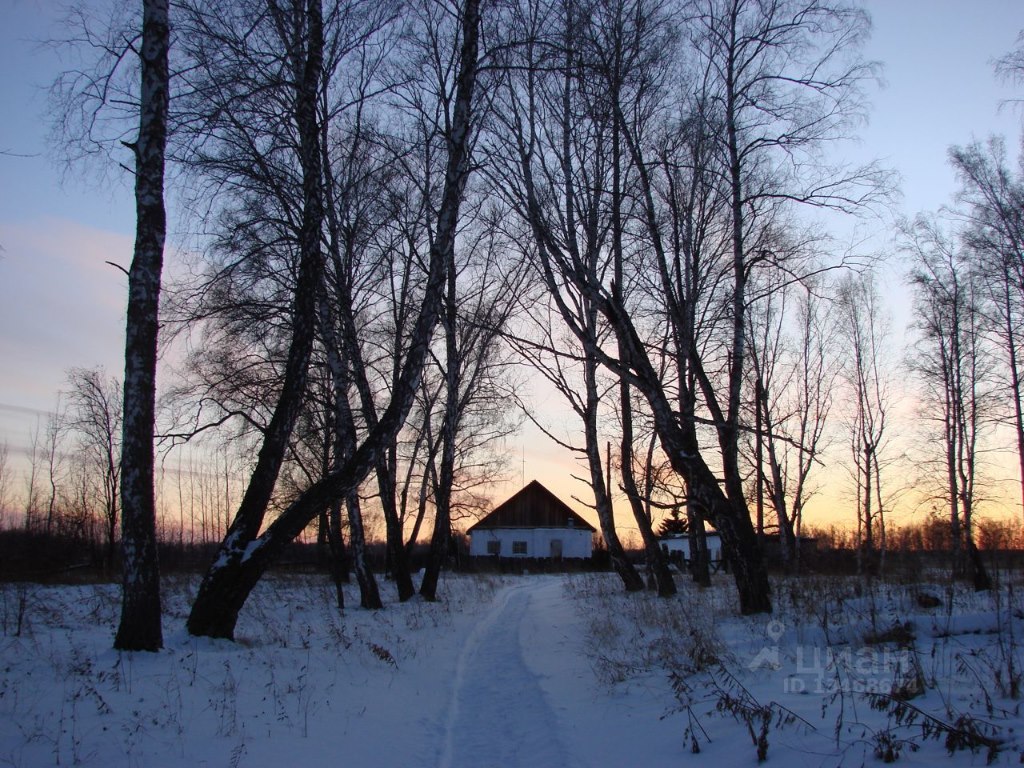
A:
<box><xmin>441</xmin><ymin>582</ymin><xmax>571</xmax><ymax>768</ymax></box>
<box><xmin>1</xmin><ymin>570</ymin><xmax>1023</xmax><ymax>766</ymax></box>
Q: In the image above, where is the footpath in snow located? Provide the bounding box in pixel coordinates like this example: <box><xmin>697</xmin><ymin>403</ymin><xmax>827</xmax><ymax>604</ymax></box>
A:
<box><xmin>441</xmin><ymin>581</ymin><xmax>571</xmax><ymax>768</ymax></box>
<box><xmin>440</xmin><ymin>577</ymin><xmax>683</xmax><ymax>768</ymax></box>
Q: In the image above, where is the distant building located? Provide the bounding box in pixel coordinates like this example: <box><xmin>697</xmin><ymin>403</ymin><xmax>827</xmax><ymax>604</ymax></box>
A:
<box><xmin>659</xmin><ymin>532</ymin><xmax>819</xmax><ymax>568</ymax></box>
<box><xmin>468</xmin><ymin>480</ymin><xmax>596</xmax><ymax>560</ymax></box>
<box><xmin>659</xmin><ymin>532</ymin><xmax>723</xmax><ymax>564</ymax></box>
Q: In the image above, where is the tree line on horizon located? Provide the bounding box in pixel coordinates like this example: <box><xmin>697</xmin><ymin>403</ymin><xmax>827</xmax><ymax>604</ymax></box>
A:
<box><xmin>5</xmin><ymin>0</ymin><xmax>1024</xmax><ymax>649</ymax></box>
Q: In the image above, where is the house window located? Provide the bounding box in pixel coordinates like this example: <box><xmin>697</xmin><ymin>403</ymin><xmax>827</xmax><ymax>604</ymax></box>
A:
<box><xmin>486</xmin><ymin>540</ymin><xmax>501</xmax><ymax>555</ymax></box>
<box><xmin>512</xmin><ymin>541</ymin><xmax>528</xmax><ymax>555</ymax></box>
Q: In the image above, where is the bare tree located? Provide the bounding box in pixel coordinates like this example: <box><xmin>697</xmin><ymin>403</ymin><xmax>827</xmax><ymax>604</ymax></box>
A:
<box><xmin>43</xmin><ymin>400</ymin><xmax>66</xmax><ymax>539</ymax></box>
<box><xmin>421</xmin><ymin>231</ymin><xmax>524</xmax><ymax>600</ymax></box>
<box><xmin>65</xmin><ymin>368</ymin><xmax>123</xmax><ymax>571</ymax></box>
<box><xmin>503</xmin><ymin>293</ymin><xmax>644</xmax><ymax>593</ymax></box>
<box><xmin>186</xmin><ymin>0</ymin><xmax>483</xmax><ymax>639</ymax></box>
<box><xmin>836</xmin><ymin>271</ymin><xmax>892</xmax><ymax>574</ymax></box>
<box><xmin>588</xmin><ymin>0</ymin><xmax>678</xmax><ymax>596</ymax></box>
<box><xmin>487</xmin><ymin>0</ymin><xmax>768</xmax><ymax>608</ymax></box>
<box><xmin>0</xmin><ymin>442</ymin><xmax>11</xmax><ymax>528</ymax></box>
<box><xmin>906</xmin><ymin>216</ymin><xmax>992</xmax><ymax>590</ymax></box>
<box><xmin>747</xmin><ymin>274</ymin><xmax>838</xmax><ymax>571</ymax></box>
<box><xmin>949</xmin><ymin>139</ymin><xmax>1024</xmax><ymax>526</ymax></box>
<box><xmin>53</xmin><ymin>0</ymin><xmax>173</xmax><ymax>647</ymax></box>
<box><xmin>112</xmin><ymin>0</ymin><xmax>170</xmax><ymax>652</ymax></box>
<box><xmin>23</xmin><ymin>421</ymin><xmax>44</xmax><ymax>533</ymax></box>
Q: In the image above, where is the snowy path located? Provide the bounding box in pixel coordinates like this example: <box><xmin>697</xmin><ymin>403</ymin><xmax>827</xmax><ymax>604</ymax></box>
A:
<box><xmin>440</xmin><ymin>581</ymin><xmax>573</xmax><ymax>768</ymax></box>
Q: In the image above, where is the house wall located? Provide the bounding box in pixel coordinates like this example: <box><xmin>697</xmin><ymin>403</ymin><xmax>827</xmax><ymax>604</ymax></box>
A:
<box><xmin>469</xmin><ymin>527</ymin><xmax>593</xmax><ymax>559</ymax></box>
<box><xmin>661</xmin><ymin>534</ymin><xmax>722</xmax><ymax>562</ymax></box>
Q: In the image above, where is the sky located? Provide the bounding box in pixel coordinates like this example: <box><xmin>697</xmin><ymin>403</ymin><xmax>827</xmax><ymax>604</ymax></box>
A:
<box><xmin>1</xmin><ymin>0</ymin><xmax>1023</xmax><ymax>530</ymax></box>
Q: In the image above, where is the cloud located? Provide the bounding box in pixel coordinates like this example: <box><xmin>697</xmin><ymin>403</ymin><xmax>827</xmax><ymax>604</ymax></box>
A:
<box><xmin>0</xmin><ymin>217</ymin><xmax>130</xmax><ymax>412</ymax></box>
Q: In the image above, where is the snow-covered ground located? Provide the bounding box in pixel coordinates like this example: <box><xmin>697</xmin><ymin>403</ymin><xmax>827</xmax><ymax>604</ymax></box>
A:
<box><xmin>1</xmin><ymin>569</ymin><xmax>1022</xmax><ymax>766</ymax></box>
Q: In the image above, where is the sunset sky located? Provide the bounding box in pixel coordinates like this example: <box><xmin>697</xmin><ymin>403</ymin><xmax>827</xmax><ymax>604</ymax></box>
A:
<box><xmin>1</xmin><ymin>0</ymin><xmax>1023</xmax><ymax>534</ymax></box>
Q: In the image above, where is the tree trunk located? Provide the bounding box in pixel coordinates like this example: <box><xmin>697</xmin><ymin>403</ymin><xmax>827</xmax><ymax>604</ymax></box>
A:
<box><xmin>421</xmin><ymin>252</ymin><xmax>459</xmax><ymax>601</ymax></box>
<box><xmin>186</xmin><ymin>0</ymin><xmax>482</xmax><ymax>639</ymax></box>
<box><xmin>609</xmin><ymin>90</ymin><xmax>674</xmax><ymax>598</ymax></box>
<box><xmin>114</xmin><ymin>0</ymin><xmax>169</xmax><ymax>652</ymax></box>
<box><xmin>188</xmin><ymin>0</ymin><xmax>327</xmax><ymax>635</ymax></box>
<box><xmin>601</xmin><ymin>293</ymin><xmax>771</xmax><ymax>613</ymax></box>
<box><xmin>967</xmin><ymin>538</ymin><xmax>992</xmax><ymax>592</ymax></box>
<box><xmin>760</xmin><ymin>382</ymin><xmax>796</xmax><ymax>572</ymax></box>
<box><xmin>583</xmin><ymin>349</ymin><xmax>643</xmax><ymax>592</ymax></box>
<box><xmin>319</xmin><ymin>287</ymin><xmax>382</xmax><ymax>610</ymax></box>
<box><xmin>347</xmin><ymin>492</ymin><xmax>383</xmax><ymax>609</ymax></box>
<box><xmin>377</xmin><ymin>459</ymin><xmax>416</xmax><ymax>601</ymax></box>
<box><xmin>325</xmin><ymin>498</ymin><xmax>347</xmax><ymax>610</ymax></box>
<box><xmin>620</xmin><ymin>385</ymin><xmax>675</xmax><ymax>597</ymax></box>
<box><xmin>405</xmin><ymin>456</ymin><xmax>433</xmax><ymax>560</ymax></box>
<box><xmin>687</xmin><ymin>503</ymin><xmax>711</xmax><ymax>587</ymax></box>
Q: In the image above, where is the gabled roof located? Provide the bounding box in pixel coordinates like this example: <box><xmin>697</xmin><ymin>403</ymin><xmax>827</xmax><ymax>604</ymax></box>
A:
<box><xmin>468</xmin><ymin>480</ymin><xmax>597</xmax><ymax>533</ymax></box>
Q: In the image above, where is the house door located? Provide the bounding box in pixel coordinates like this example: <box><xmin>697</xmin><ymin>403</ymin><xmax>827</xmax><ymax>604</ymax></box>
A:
<box><xmin>550</xmin><ymin>539</ymin><xmax>563</xmax><ymax>559</ymax></box>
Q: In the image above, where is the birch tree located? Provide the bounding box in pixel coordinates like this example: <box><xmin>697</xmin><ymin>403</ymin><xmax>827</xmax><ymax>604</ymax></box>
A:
<box><xmin>747</xmin><ymin>273</ymin><xmax>838</xmax><ymax>571</ymax></box>
<box><xmin>0</xmin><ymin>443</ymin><xmax>11</xmax><ymax>528</ymax></box>
<box><xmin>950</xmin><ymin>139</ymin><xmax>1024</xmax><ymax>526</ymax></box>
<box><xmin>116</xmin><ymin>0</ymin><xmax>170</xmax><ymax>651</ymax></box>
<box><xmin>907</xmin><ymin>216</ymin><xmax>992</xmax><ymax>590</ymax></box>
<box><xmin>186</xmin><ymin>0</ymin><xmax>483</xmax><ymax>639</ymax></box>
<box><xmin>836</xmin><ymin>271</ymin><xmax>891</xmax><ymax>574</ymax></box>
<box><xmin>65</xmin><ymin>368</ymin><xmax>123</xmax><ymax>572</ymax></box>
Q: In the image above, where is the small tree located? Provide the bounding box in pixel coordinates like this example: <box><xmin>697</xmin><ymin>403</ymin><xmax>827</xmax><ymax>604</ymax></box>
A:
<box><xmin>0</xmin><ymin>442</ymin><xmax>11</xmax><ymax>528</ymax></box>
<box><xmin>836</xmin><ymin>272</ymin><xmax>893</xmax><ymax>574</ymax></box>
<box><xmin>65</xmin><ymin>368</ymin><xmax>123</xmax><ymax>571</ymax></box>
<box><xmin>906</xmin><ymin>216</ymin><xmax>992</xmax><ymax>590</ymax></box>
<box><xmin>656</xmin><ymin>507</ymin><xmax>689</xmax><ymax>537</ymax></box>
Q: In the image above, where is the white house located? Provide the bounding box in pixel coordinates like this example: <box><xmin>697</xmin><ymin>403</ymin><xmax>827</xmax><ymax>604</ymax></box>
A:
<box><xmin>660</xmin><ymin>532</ymin><xmax>723</xmax><ymax>564</ymax></box>
<box><xmin>468</xmin><ymin>480</ymin><xmax>596</xmax><ymax>559</ymax></box>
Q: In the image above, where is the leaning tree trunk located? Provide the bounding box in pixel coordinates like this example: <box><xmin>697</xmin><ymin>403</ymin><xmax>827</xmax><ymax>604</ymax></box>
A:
<box><xmin>115</xmin><ymin>0</ymin><xmax>169</xmax><ymax>652</ymax></box>
<box><xmin>602</xmin><ymin>292</ymin><xmax>771</xmax><ymax>614</ymax></box>
<box><xmin>185</xmin><ymin>0</ymin><xmax>482</xmax><ymax>639</ymax></box>
<box><xmin>188</xmin><ymin>0</ymin><xmax>328</xmax><ymax>636</ymax></box>
<box><xmin>420</xmin><ymin>256</ymin><xmax>459</xmax><ymax>601</ymax></box>
<box><xmin>608</xmin><ymin>105</ymin><xmax>674</xmax><ymax>597</ymax></box>
<box><xmin>619</xmin><ymin>383</ymin><xmax>675</xmax><ymax>597</ymax></box>
<box><xmin>583</xmin><ymin>342</ymin><xmax>643</xmax><ymax>592</ymax></box>
<box><xmin>599</xmin><ymin>90</ymin><xmax>769</xmax><ymax>613</ymax></box>
<box><xmin>405</xmin><ymin>449</ymin><xmax>435</xmax><ymax>560</ymax></box>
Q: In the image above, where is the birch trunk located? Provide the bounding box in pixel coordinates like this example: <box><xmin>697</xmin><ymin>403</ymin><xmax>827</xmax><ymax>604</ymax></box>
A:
<box><xmin>186</xmin><ymin>0</ymin><xmax>481</xmax><ymax>639</ymax></box>
<box><xmin>114</xmin><ymin>0</ymin><xmax>169</xmax><ymax>652</ymax></box>
<box><xmin>420</xmin><ymin>256</ymin><xmax>459</xmax><ymax>601</ymax></box>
